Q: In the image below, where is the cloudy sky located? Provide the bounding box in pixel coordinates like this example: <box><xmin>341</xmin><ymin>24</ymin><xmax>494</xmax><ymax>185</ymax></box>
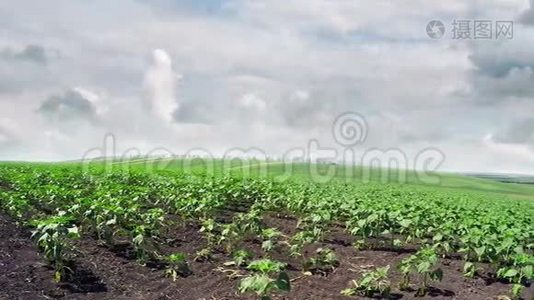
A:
<box><xmin>1</xmin><ymin>0</ymin><xmax>534</xmax><ymax>174</ymax></box>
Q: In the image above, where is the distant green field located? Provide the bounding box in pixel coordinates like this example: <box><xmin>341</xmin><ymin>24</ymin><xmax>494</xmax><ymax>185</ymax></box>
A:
<box><xmin>4</xmin><ymin>157</ymin><xmax>534</xmax><ymax>201</ymax></box>
<box><xmin>73</xmin><ymin>157</ymin><xmax>534</xmax><ymax>201</ymax></box>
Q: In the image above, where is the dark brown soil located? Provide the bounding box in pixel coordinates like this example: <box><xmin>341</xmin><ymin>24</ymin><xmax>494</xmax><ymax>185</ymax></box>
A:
<box><xmin>0</xmin><ymin>212</ymin><xmax>532</xmax><ymax>300</ymax></box>
<box><xmin>0</xmin><ymin>213</ymin><xmax>105</xmax><ymax>300</ymax></box>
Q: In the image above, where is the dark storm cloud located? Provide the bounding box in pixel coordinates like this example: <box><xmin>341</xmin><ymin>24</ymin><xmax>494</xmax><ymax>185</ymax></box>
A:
<box><xmin>1</xmin><ymin>45</ymin><xmax>49</xmax><ymax>65</ymax></box>
<box><xmin>467</xmin><ymin>2</ymin><xmax>534</xmax><ymax>104</ymax></box>
<box><xmin>520</xmin><ymin>0</ymin><xmax>534</xmax><ymax>25</ymax></box>
<box><xmin>38</xmin><ymin>90</ymin><xmax>97</xmax><ymax>122</ymax></box>
<box><xmin>469</xmin><ymin>40</ymin><xmax>534</xmax><ymax>78</ymax></box>
<box><xmin>470</xmin><ymin>57</ymin><xmax>533</xmax><ymax>78</ymax></box>
<box><xmin>469</xmin><ymin>42</ymin><xmax>534</xmax><ymax>104</ymax></box>
<box><xmin>473</xmin><ymin>66</ymin><xmax>534</xmax><ymax>102</ymax></box>
<box><xmin>0</xmin><ymin>44</ymin><xmax>58</xmax><ymax>94</ymax></box>
<box><xmin>494</xmin><ymin>118</ymin><xmax>534</xmax><ymax>144</ymax></box>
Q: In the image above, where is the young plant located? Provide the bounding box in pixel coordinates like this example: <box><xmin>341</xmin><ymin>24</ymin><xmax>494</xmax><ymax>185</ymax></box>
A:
<box><xmin>289</xmin><ymin>227</ymin><xmax>323</xmax><ymax>257</ymax></box>
<box><xmin>164</xmin><ymin>252</ymin><xmax>192</xmax><ymax>281</ymax></box>
<box><xmin>89</xmin><ymin>203</ymin><xmax>123</xmax><ymax>246</ymax></box>
<box><xmin>234</xmin><ymin>208</ymin><xmax>263</xmax><ymax>237</ymax></box>
<box><xmin>231</xmin><ymin>249</ymin><xmax>254</xmax><ymax>267</ymax></box>
<box><xmin>199</xmin><ymin>218</ymin><xmax>218</xmax><ymax>248</ymax></box>
<box><xmin>247</xmin><ymin>259</ymin><xmax>286</xmax><ymax>274</ymax></box>
<box><xmin>261</xmin><ymin>228</ymin><xmax>282</xmax><ymax>254</ymax></box>
<box><xmin>31</xmin><ymin>213</ymin><xmax>80</xmax><ymax>282</ymax></box>
<box><xmin>239</xmin><ymin>259</ymin><xmax>290</xmax><ymax>300</ymax></box>
<box><xmin>218</xmin><ymin>249</ymin><xmax>254</xmax><ymax>280</ymax></box>
<box><xmin>341</xmin><ymin>265</ymin><xmax>391</xmax><ymax>298</ymax></box>
<box><xmin>194</xmin><ymin>248</ymin><xmax>213</xmax><ymax>262</ymax></box>
<box><xmin>131</xmin><ymin>208</ymin><xmax>166</xmax><ymax>263</ymax></box>
<box><xmin>463</xmin><ymin>261</ymin><xmax>480</xmax><ymax>278</ymax></box>
<box><xmin>496</xmin><ymin>250</ymin><xmax>533</xmax><ymax>299</ymax></box>
<box><xmin>398</xmin><ymin>246</ymin><xmax>443</xmax><ymax>296</ymax></box>
<box><xmin>2</xmin><ymin>194</ymin><xmax>31</xmax><ymax>220</ymax></box>
<box><xmin>219</xmin><ymin>222</ymin><xmax>241</xmax><ymax>253</ymax></box>
<box><xmin>131</xmin><ymin>225</ymin><xmax>150</xmax><ymax>263</ymax></box>
<box><xmin>303</xmin><ymin>247</ymin><xmax>339</xmax><ymax>275</ymax></box>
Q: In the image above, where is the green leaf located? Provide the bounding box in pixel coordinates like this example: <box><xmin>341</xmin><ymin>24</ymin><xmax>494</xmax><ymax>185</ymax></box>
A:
<box><xmin>417</xmin><ymin>261</ymin><xmax>431</xmax><ymax>273</ymax></box>
<box><xmin>522</xmin><ymin>265</ymin><xmax>532</xmax><ymax>279</ymax></box>
<box><xmin>474</xmin><ymin>246</ymin><xmax>486</xmax><ymax>259</ymax></box>
<box><xmin>503</xmin><ymin>269</ymin><xmax>518</xmax><ymax>278</ymax></box>
<box><xmin>463</xmin><ymin>262</ymin><xmax>475</xmax><ymax>277</ymax></box>
<box><xmin>67</xmin><ymin>226</ymin><xmax>80</xmax><ymax>239</ymax></box>
<box><xmin>511</xmin><ymin>284</ymin><xmax>523</xmax><ymax>297</ymax></box>
<box><xmin>239</xmin><ymin>274</ymin><xmax>272</xmax><ymax>295</ymax></box>
<box><xmin>247</xmin><ymin>259</ymin><xmax>285</xmax><ymax>274</ymax></box>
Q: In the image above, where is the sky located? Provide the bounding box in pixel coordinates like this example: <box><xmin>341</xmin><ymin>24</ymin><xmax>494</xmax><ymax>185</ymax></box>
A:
<box><xmin>0</xmin><ymin>0</ymin><xmax>534</xmax><ymax>174</ymax></box>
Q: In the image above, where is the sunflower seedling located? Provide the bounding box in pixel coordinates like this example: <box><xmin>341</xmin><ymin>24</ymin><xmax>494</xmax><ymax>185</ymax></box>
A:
<box><xmin>239</xmin><ymin>259</ymin><xmax>290</xmax><ymax>300</ymax></box>
<box><xmin>31</xmin><ymin>213</ymin><xmax>80</xmax><ymax>282</ymax></box>
<box><xmin>164</xmin><ymin>252</ymin><xmax>192</xmax><ymax>281</ymax></box>
<box><xmin>496</xmin><ymin>250</ymin><xmax>533</xmax><ymax>299</ymax></box>
<box><xmin>303</xmin><ymin>247</ymin><xmax>339</xmax><ymax>275</ymax></box>
<box><xmin>230</xmin><ymin>249</ymin><xmax>254</xmax><ymax>267</ymax></box>
<box><xmin>261</xmin><ymin>228</ymin><xmax>282</xmax><ymax>254</ymax></box>
<box><xmin>398</xmin><ymin>247</ymin><xmax>443</xmax><ymax>296</ymax></box>
<box><xmin>194</xmin><ymin>247</ymin><xmax>213</xmax><ymax>262</ymax></box>
<box><xmin>341</xmin><ymin>265</ymin><xmax>391</xmax><ymax>297</ymax></box>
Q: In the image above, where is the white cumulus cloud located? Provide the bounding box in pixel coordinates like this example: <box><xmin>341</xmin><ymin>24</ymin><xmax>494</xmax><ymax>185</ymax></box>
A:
<box><xmin>143</xmin><ymin>49</ymin><xmax>181</xmax><ymax>123</ymax></box>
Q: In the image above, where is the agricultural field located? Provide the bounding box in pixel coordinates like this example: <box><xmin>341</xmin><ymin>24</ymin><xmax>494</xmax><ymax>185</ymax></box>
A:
<box><xmin>0</xmin><ymin>160</ymin><xmax>533</xmax><ymax>299</ymax></box>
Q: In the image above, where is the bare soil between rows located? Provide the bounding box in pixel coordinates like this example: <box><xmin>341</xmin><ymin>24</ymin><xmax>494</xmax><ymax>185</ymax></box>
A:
<box><xmin>0</xmin><ymin>212</ymin><xmax>532</xmax><ymax>300</ymax></box>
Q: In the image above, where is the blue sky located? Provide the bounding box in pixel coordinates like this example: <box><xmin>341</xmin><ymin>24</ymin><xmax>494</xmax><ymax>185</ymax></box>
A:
<box><xmin>0</xmin><ymin>0</ymin><xmax>534</xmax><ymax>173</ymax></box>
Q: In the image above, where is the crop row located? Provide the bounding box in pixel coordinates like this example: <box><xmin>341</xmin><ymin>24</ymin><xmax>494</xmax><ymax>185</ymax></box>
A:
<box><xmin>0</xmin><ymin>164</ymin><xmax>532</xmax><ymax>298</ymax></box>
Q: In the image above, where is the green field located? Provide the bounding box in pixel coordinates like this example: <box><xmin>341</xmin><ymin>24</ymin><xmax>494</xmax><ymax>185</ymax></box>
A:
<box><xmin>0</xmin><ymin>159</ymin><xmax>532</xmax><ymax>299</ymax></box>
<box><xmin>106</xmin><ymin>157</ymin><xmax>534</xmax><ymax>200</ymax></box>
